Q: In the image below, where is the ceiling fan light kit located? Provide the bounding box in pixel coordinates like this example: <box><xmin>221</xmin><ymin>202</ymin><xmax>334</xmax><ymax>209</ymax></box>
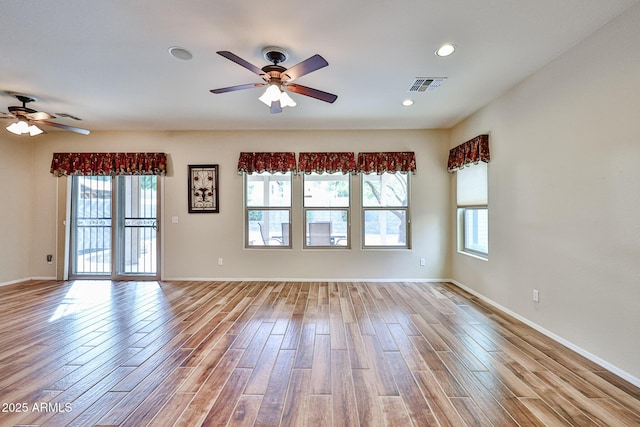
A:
<box><xmin>211</xmin><ymin>47</ymin><xmax>337</xmax><ymax>114</ymax></box>
<box><xmin>6</xmin><ymin>119</ymin><xmax>44</xmax><ymax>136</ymax></box>
<box><xmin>258</xmin><ymin>84</ymin><xmax>297</xmax><ymax>108</ymax></box>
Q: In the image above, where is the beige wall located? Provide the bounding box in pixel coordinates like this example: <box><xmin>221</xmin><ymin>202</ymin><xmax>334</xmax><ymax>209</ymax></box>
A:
<box><xmin>25</xmin><ymin>129</ymin><xmax>451</xmax><ymax>282</ymax></box>
<box><xmin>0</xmin><ymin>135</ymin><xmax>33</xmax><ymax>284</ymax></box>
<box><xmin>450</xmin><ymin>5</ymin><xmax>640</xmax><ymax>382</ymax></box>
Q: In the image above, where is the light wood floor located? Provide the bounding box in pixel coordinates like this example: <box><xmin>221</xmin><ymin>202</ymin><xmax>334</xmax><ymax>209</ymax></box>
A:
<box><xmin>0</xmin><ymin>280</ymin><xmax>639</xmax><ymax>426</ymax></box>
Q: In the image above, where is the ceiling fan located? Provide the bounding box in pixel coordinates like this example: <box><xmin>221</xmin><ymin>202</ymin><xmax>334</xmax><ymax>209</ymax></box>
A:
<box><xmin>210</xmin><ymin>47</ymin><xmax>338</xmax><ymax>114</ymax></box>
<box><xmin>1</xmin><ymin>94</ymin><xmax>90</xmax><ymax>136</ymax></box>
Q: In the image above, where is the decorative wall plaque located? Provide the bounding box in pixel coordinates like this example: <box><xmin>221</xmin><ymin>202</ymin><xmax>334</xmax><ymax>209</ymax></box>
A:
<box><xmin>188</xmin><ymin>164</ymin><xmax>219</xmax><ymax>213</ymax></box>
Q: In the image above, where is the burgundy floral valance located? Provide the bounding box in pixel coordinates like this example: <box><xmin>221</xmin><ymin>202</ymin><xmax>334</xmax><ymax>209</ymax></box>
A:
<box><xmin>298</xmin><ymin>152</ymin><xmax>356</xmax><ymax>174</ymax></box>
<box><xmin>357</xmin><ymin>152</ymin><xmax>416</xmax><ymax>175</ymax></box>
<box><xmin>50</xmin><ymin>152</ymin><xmax>167</xmax><ymax>176</ymax></box>
<box><xmin>447</xmin><ymin>134</ymin><xmax>490</xmax><ymax>173</ymax></box>
<box><xmin>237</xmin><ymin>152</ymin><xmax>297</xmax><ymax>175</ymax></box>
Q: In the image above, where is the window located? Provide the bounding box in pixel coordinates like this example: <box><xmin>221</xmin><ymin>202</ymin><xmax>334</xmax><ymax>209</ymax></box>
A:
<box><xmin>362</xmin><ymin>173</ymin><xmax>410</xmax><ymax>248</ymax></box>
<box><xmin>303</xmin><ymin>173</ymin><xmax>350</xmax><ymax>248</ymax></box>
<box><xmin>457</xmin><ymin>161</ymin><xmax>488</xmax><ymax>257</ymax></box>
<box><xmin>245</xmin><ymin>172</ymin><xmax>292</xmax><ymax>247</ymax></box>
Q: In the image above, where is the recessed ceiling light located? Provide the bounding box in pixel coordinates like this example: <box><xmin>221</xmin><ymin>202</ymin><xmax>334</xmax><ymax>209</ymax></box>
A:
<box><xmin>435</xmin><ymin>43</ymin><xmax>456</xmax><ymax>57</ymax></box>
<box><xmin>168</xmin><ymin>46</ymin><xmax>193</xmax><ymax>60</ymax></box>
<box><xmin>402</xmin><ymin>99</ymin><xmax>414</xmax><ymax>106</ymax></box>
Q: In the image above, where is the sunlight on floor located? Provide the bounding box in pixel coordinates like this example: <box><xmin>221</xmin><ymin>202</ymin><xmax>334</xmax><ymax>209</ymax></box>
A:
<box><xmin>49</xmin><ymin>280</ymin><xmax>164</xmax><ymax>323</ymax></box>
<box><xmin>49</xmin><ymin>280</ymin><xmax>113</xmax><ymax>322</ymax></box>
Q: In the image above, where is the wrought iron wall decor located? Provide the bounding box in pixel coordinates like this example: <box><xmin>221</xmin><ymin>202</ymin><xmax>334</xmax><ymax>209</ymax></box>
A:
<box><xmin>188</xmin><ymin>164</ymin><xmax>219</xmax><ymax>213</ymax></box>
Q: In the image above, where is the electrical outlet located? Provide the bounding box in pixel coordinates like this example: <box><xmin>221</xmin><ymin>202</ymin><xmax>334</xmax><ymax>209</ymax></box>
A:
<box><xmin>533</xmin><ymin>289</ymin><xmax>540</xmax><ymax>303</ymax></box>
<box><xmin>217</xmin><ymin>258</ymin><xmax>223</xmax><ymax>266</ymax></box>
<box><xmin>46</xmin><ymin>254</ymin><xmax>53</xmax><ymax>264</ymax></box>
<box><xmin>420</xmin><ymin>258</ymin><xmax>426</xmax><ymax>266</ymax></box>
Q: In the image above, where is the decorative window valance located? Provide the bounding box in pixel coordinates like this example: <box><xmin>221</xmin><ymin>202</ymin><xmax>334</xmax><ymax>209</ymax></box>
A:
<box><xmin>50</xmin><ymin>152</ymin><xmax>167</xmax><ymax>177</ymax></box>
<box><xmin>447</xmin><ymin>134</ymin><xmax>490</xmax><ymax>173</ymax></box>
<box><xmin>357</xmin><ymin>152</ymin><xmax>416</xmax><ymax>175</ymax></box>
<box><xmin>237</xmin><ymin>152</ymin><xmax>297</xmax><ymax>175</ymax></box>
<box><xmin>298</xmin><ymin>152</ymin><xmax>356</xmax><ymax>174</ymax></box>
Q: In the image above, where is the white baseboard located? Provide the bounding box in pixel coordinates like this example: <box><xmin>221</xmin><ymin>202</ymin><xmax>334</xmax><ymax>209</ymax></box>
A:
<box><xmin>449</xmin><ymin>279</ymin><xmax>640</xmax><ymax>389</ymax></box>
<box><xmin>3</xmin><ymin>276</ymin><xmax>450</xmax><ymax>286</ymax></box>
<box><xmin>0</xmin><ymin>277</ymin><xmax>30</xmax><ymax>288</ymax></box>
<box><xmin>161</xmin><ymin>277</ymin><xmax>451</xmax><ymax>283</ymax></box>
<box><xmin>0</xmin><ymin>277</ymin><xmax>57</xmax><ymax>288</ymax></box>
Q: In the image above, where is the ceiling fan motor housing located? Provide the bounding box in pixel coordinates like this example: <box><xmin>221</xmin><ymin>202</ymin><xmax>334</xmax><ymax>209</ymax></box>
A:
<box><xmin>8</xmin><ymin>105</ymin><xmax>38</xmax><ymax>115</ymax></box>
<box><xmin>261</xmin><ymin>64</ymin><xmax>287</xmax><ymax>83</ymax></box>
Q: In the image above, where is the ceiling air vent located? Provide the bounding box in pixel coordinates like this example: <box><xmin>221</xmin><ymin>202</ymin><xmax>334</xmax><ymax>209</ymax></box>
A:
<box><xmin>408</xmin><ymin>77</ymin><xmax>447</xmax><ymax>92</ymax></box>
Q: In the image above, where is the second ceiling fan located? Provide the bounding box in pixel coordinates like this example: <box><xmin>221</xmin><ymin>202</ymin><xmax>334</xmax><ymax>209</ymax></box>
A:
<box><xmin>210</xmin><ymin>47</ymin><xmax>337</xmax><ymax>114</ymax></box>
<box><xmin>1</xmin><ymin>94</ymin><xmax>90</xmax><ymax>136</ymax></box>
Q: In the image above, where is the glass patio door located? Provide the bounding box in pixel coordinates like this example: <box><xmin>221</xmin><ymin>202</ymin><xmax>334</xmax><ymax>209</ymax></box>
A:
<box><xmin>70</xmin><ymin>175</ymin><xmax>160</xmax><ymax>279</ymax></box>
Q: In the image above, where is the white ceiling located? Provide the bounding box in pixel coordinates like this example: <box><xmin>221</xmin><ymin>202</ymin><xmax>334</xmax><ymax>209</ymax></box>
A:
<box><xmin>1</xmin><ymin>0</ymin><xmax>638</xmax><ymax>132</ymax></box>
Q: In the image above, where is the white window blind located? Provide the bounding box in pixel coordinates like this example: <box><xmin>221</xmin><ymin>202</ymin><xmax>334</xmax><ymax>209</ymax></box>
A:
<box><xmin>457</xmin><ymin>162</ymin><xmax>488</xmax><ymax>206</ymax></box>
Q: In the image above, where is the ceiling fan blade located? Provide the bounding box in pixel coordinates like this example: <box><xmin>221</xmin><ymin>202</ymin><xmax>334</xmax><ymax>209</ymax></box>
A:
<box><xmin>210</xmin><ymin>83</ymin><xmax>266</xmax><ymax>94</ymax></box>
<box><xmin>0</xmin><ymin>113</ymin><xmax>17</xmax><ymax>119</ymax></box>
<box><xmin>285</xmin><ymin>83</ymin><xmax>337</xmax><ymax>103</ymax></box>
<box><xmin>56</xmin><ymin>113</ymin><xmax>83</xmax><ymax>121</ymax></box>
<box><xmin>281</xmin><ymin>54</ymin><xmax>328</xmax><ymax>81</ymax></box>
<box><xmin>217</xmin><ymin>51</ymin><xmax>266</xmax><ymax>77</ymax></box>
<box><xmin>33</xmin><ymin>120</ymin><xmax>90</xmax><ymax>135</ymax></box>
<box><xmin>270</xmin><ymin>100</ymin><xmax>282</xmax><ymax>114</ymax></box>
<box><xmin>26</xmin><ymin>111</ymin><xmax>55</xmax><ymax>121</ymax></box>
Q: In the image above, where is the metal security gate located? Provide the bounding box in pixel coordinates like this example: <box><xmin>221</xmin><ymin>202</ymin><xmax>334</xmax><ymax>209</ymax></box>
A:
<box><xmin>70</xmin><ymin>175</ymin><xmax>159</xmax><ymax>279</ymax></box>
<box><xmin>117</xmin><ymin>176</ymin><xmax>158</xmax><ymax>276</ymax></box>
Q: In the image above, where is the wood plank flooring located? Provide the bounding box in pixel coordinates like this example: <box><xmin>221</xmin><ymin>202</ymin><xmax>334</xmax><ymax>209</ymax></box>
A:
<box><xmin>0</xmin><ymin>279</ymin><xmax>638</xmax><ymax>426</ymax></box>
